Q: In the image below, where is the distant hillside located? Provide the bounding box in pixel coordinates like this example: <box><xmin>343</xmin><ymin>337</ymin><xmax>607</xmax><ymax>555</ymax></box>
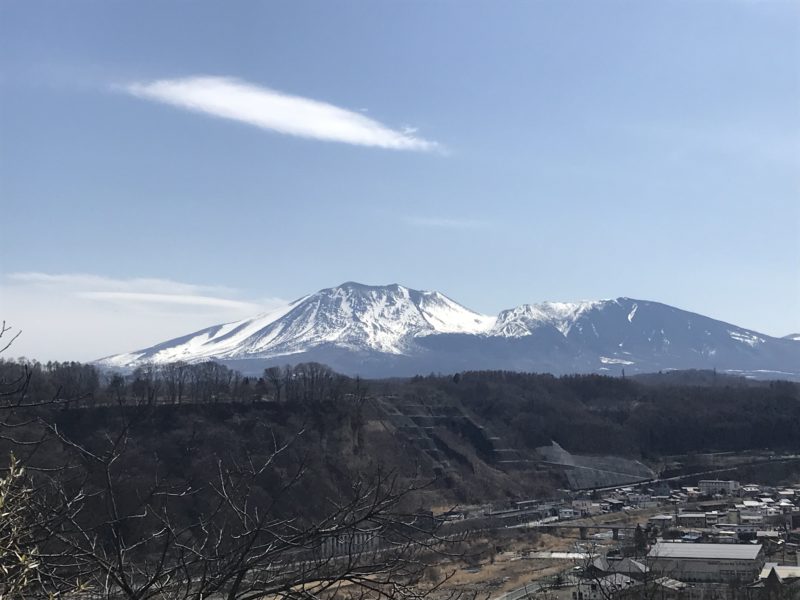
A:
<box><xmin>631</xmin><ymin>369</ymin><xmax>760</xmax><ymax>387</ymax></box>
<box><xmin>4</xmin><ymin>360</ymin><xmax>799</xmax><ymax>496</ymax></box>
<box><xmin>394</xmin><ymin>370</ymin><xmax>800</xmax><ymax>460</ymax></box>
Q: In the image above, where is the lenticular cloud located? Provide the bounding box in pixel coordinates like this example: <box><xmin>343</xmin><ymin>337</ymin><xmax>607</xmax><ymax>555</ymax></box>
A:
<box><xmin>124</xmin><ymin>76</ymin><xmax>438</xmax><ymax>151</ymax></box>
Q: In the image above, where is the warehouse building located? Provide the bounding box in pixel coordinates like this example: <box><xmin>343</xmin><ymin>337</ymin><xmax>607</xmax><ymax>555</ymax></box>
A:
<box><xmin>648</xmin><ymin>542</ymin><xmax>764</xmax><ymax>584</ymax></box>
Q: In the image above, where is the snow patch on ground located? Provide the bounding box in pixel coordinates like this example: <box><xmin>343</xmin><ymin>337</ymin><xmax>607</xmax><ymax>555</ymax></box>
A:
<box><xmin>599</xmin><ymin>356</ymin><xmax>635</xmax><ymax>365</ymax></box>
<box><xmin>627</xmin><ymin>303</ymin><xmax>638</xmax><ymax>323</ymax></box>
<box><xmin>417</xmin><ymin>291</ymin><xmax>496</xmax><ymax>334</ymax></box>
<box><xmin>728</xmin><ymin>330</ymin><xmax>764</xmax><ymax>347</ymax></box>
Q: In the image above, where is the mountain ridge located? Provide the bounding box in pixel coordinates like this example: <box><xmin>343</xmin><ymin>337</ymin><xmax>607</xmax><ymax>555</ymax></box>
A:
<box><xmin>97</xmin><ymin>282</ymin><xmax>800</xmax><ymax>380</ymax></box>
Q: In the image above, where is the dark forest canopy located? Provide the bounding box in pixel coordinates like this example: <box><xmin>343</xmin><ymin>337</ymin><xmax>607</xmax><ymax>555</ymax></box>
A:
<box><xmin>395</xmin><ymin>369</ymin><xmax>800</xmax><ymax>458</ymax></box>
<box><xmin>2</xmin><ymin>358</ymin><xmax>799</xmax><ymax>461</ymax></box>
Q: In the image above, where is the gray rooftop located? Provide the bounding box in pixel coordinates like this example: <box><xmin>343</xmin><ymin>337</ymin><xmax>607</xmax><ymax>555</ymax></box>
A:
<box><xmin>760</xmin><ymin>564</ymin><xmax>800</xmax><ymax>580</ymax></box>
<box><xmin>649</xmin><ymin>542</ymin><xmax>762</xmax><ymax>560</ymax></box>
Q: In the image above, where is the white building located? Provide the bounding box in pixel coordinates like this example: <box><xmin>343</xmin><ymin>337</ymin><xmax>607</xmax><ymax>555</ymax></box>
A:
<box><xmin>698</xmin><ymin>480</ymin><xmax>740</xmax><ymax>496</ymax></box>
<box><xmin>559</xmin><ymin>507</ymin><xmax>579</xmax><ymax>520</ymax></box>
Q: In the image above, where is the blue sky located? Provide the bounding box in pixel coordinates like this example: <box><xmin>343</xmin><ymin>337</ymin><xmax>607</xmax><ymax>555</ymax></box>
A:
<box><xmin>1</xmin><ymin>1</ymin><xmax>798</xmax><ymax>360</ymax></box>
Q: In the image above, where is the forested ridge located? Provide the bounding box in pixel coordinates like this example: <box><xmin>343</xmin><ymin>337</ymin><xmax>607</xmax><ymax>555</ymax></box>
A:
<box><xmin>3</xmin><ymin>358</ymin><xmax>799</xmax><ymax>462</ymax></box>
<box><xmin>395</xmin><ymin>370</ymin><xmax>800</xmax><ymax>457</ymax></box>
<box><xmin>0</xmin><ymin>357</ymin><xmax>453</xmax><ymax>598</ymax></box>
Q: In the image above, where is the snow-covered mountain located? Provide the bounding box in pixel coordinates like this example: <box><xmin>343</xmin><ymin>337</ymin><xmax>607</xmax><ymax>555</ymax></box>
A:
<box><xmin>98</xmin><ymin>282</ymin><xmax>800</xmax><ymax>380</ymax></box>
<box><xmin>100</xmin><ymin>282</ymin><xmax>495</xmax><ymax>367</ymax></box>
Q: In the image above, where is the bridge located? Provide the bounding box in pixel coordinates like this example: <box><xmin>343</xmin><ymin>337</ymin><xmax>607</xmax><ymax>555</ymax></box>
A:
<box><xmin>523</xmin><ymin>522</ymin><xmax>640</xmax><ymax>540</ymax></box>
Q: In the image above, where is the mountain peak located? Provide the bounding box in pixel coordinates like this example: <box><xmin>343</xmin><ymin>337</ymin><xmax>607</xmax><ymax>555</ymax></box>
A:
<box><xmin>334</xmin><ymin>281</ymin><xmax>403</xmax><ymax>291</ymax></box>
<box><xmin>97</xmin><ymin>284</ymin><xmax>800</xmax><ymax>380</ymax></box>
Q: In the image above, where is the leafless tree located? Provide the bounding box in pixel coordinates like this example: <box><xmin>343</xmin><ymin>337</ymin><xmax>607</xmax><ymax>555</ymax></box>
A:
<box><xmin>0</xmin><ymin>323</ymin><xmax>87</xmax><ymax>597</ymax></box>
<box><xmin>265</xmin><ymin>367</ymin><xmax>284</xmax><ymax>402</ymax></box>
<box><xmin>25</xmin><ymin>414</ymin><xmax>470</xmax><ymax>599</ymax></box>
<box><xmin>161</xmin><ymin>362</ymin><xmax>189</xmax><ymax>404</ymax></box>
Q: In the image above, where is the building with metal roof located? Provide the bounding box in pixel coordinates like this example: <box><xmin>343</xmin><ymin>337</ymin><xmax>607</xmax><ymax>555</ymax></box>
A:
<box><xmin>648</xmin><ymin>542</ymin><xmax>764</xmax><ymax>583</ymax></box>
<box><xmin>650</xmin><ymin>542</ymin><xmax>763</xmax><ymax>560</ymax></box>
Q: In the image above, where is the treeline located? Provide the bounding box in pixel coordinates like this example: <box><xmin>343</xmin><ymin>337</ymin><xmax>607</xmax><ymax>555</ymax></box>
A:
<box><xmin>0</xmin><ymin>359</ymin><xmax>365</xmax><ymax>407</ymax></box>
<box><xmin>0</xmin><ymin>359</ymin><xmax>417</xmax><ymax>527</ymax></box>
<box><xmin>0</xmin><ymin>360</ymin><xmax>389</xmax><ymax>520</ymax></box>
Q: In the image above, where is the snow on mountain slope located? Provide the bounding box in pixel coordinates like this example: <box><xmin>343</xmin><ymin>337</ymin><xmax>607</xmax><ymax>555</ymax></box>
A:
<box><xmin>98</xmin><ymin>282</ymin><xmax>494</xmax><ymax>368</ymax></box>
<box><xmin>228</xmin><ymin>282</ymin><xmax>494</xmax><ymax>356</ymax></box>
<box><xmin>97</xmin><ymin>283</ymin><xmax>800</xmax><ymax>380</ymax></box>
<box><xmin>99</xmin><ymin>297</ymin><xmax>310</xmax><ymax>368</ymax></box>
<box><xmin>491</xmin><ymin>300</ymin><xmax>602</xmax><ymax>337</ymax></box>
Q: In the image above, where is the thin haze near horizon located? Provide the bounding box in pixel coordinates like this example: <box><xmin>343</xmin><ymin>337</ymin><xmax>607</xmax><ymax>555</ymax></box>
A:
<box><xmin>1</xmin><ymin>1</ymin><xmax>798</xmax><ymax>362</ymax></box>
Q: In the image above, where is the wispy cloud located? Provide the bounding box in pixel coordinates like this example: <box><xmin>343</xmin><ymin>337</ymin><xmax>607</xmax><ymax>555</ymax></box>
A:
<box><xmin>9</xmin><ymin>272</ymin><xmax>232</xmax><ymax>296</ymax></box>
<box><xmin>7</xmin><ymin>272</ymin><xmax>277</xmax><ymax>313</ymax></box>
<box><xmin>1</xmin><ymin>273</ymin><xmax>286</xmax><ymax>360</ymax></box>
<box><xmin>121</xmin><ymin>76</ymin><xmax>439</xmax><ymax>151</ymax></box>
<box><xmin>403</xmin><ymin>216</ymin><xmax>490</xmax><ymax>230</ymax></box>
<box><xmin>77</xmin><ymin>292</ymin><xmax>261</xmax><ymax>311</ymax></box>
